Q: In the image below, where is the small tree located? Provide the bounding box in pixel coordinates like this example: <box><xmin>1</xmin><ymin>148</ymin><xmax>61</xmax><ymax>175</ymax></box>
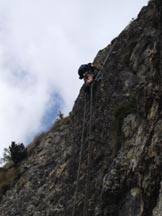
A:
<box><xmin>0</xmin><ymin>147</ymin><xmax>12</xmax><ymax>164</ymax></box>
<box><xmin>58</xmin><ymin>111</ymin><xmax>64</xmax><ymax>119</ymax></box>
<box><xmin>9</xmin><ymin>142</ymin><xmax>27</xmax><ymax>164</ymax></box>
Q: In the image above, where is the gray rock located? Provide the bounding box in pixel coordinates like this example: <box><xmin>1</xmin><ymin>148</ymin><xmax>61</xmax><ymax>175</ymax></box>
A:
<box><xmin>1</xmin><ymin>0</ymin><xmax>162</xmax><ymax>215</ymax></box>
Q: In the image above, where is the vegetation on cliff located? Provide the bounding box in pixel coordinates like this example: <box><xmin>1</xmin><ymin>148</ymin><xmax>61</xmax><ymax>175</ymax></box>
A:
<box><xmin>1</xmin><ymin>1</ymin><xmax>162</xmax><ymax>215</ymax></box>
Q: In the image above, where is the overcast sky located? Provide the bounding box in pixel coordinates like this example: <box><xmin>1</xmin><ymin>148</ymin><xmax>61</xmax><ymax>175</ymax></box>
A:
<box><xmin>0</xmin><ymin>0</ymin><xmax>149</xmax><ymax>158</ymax></box>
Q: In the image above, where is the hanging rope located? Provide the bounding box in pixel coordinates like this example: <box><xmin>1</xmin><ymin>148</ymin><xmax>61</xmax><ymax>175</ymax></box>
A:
<box><xmin>83</xmin><ymin>84</ymin><xmax>94</xmax><ymax>216</ymax></box>
<box><xmin>72</xmin><ymin>36</ymin><xmax>118</xmax><ymax>216</ymax></box>
<box><xmin>95</xmin><ymin>40</ymin><xmax>117</xmax><ymax>81</ymax></box>
<box><xmin>158</xmin><ymin>0</ymin><xmax>162</xmax><ymax>81</ymax></box>
<box><xmin>154</xmin><ymin>0</ymin><xmax>162</xmax><ymax>84</ymax></box>
<box><xmin>72</xmin><ymin>94</ymin><xmax>87</xmax><ymax>216</ymax></box>
<box><xmin>72</xmin><ymin>84</ymin><xmax>94</xmax><ymax>216</ymax></box>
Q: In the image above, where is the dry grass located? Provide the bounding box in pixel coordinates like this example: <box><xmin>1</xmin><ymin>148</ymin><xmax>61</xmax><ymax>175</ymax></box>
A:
<box><xmin>3</xmin><ymin>161</ymin><xmax>14</xmax><ymax>169</ymax></box>
<box><xmin>49</xmin><ymin>116</ymin><xmax>70</xmax><ymax>132</ymax></box>
<box><xmin>27</xmin><ymin>132</ymin><xmax>46</xmax><ymax>155</ymax></box>
<box><xmin>0</xmin><ymin>166</ymin><xmax>19</xmax><ymax>195</ymax></box>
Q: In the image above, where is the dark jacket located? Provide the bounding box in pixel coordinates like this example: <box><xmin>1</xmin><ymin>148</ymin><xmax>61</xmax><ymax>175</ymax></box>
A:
<box><xmin>78</xmin><ymin>63</ymin><xmax>94</xmax><ymax>79</ymax></box>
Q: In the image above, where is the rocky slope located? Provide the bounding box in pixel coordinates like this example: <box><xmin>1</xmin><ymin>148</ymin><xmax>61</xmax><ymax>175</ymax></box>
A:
<box><xmin>1</xmin><ymin>0</ymin><xmax>162</xmax><ymax>215</ymax></box>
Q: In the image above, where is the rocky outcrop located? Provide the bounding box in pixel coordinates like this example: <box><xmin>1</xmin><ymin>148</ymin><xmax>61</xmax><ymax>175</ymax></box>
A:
<box><xmin>1</xmin><ymin>0</ymin><xmax>162</xmax><ymax>215</ymax></box>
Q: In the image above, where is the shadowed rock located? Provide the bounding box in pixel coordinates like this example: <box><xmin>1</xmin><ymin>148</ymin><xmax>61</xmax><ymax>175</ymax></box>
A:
<box><xmin>1</xmin><ymin>0</ymin><xmax>162</xmax><ymax>215</ymax></box>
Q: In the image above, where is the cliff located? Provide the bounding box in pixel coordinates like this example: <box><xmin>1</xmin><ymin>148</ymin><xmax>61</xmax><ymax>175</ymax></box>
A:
<box><xmin>0</xmin><ymin>0</ymin><xmax>162</xmax><ymax>215</ymax></box>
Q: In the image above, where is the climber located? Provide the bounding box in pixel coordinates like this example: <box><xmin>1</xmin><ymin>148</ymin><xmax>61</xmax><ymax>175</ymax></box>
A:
<box><xmin>78</xmin><ymin>63</ymin><xmax>99</xmax><ymax>92</ymax></box>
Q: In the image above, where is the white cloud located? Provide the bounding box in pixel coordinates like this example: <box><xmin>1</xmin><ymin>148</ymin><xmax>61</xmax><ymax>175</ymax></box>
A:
<box><xmin>0</xmin><ymin>0</ymin><xmax>148</xmax><ymax>157</ymax></box>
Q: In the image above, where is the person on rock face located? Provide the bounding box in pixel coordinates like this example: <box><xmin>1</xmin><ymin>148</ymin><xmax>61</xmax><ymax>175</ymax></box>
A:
<box><xmin>78</xmin><ymin>63</ymin><xmax>99</xmax><ymax>92</ymax></box>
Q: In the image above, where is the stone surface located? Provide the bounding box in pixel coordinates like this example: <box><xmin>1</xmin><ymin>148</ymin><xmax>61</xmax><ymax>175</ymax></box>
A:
<box><xmin>1</xmin><ymin>0</ymin><xmax>162</xmax><ymax>215</ymax></box>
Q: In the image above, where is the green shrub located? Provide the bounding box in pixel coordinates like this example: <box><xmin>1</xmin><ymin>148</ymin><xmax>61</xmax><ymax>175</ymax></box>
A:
<box><xmin>58</xmin><ymin>111</ymin><xmax>64</xmax><ymax>119</ymax></box>
<box><xmin>0</xmin><ymin>148</ymin><xmax>12</xmax><ymax>164</ymax></box>
<box><xmin>9</xmin><ymin>142</ymin><xmax>27</xmax><ymax>164</ymax></box>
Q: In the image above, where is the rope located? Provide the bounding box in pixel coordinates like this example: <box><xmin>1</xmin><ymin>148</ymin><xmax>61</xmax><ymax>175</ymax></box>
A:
<box><xmin>155</xmin><ymin>0</ymin><xmax>162</xmax><ymax>83</ymax></box>
<box><xmin>72</xmin><ymin>34</ymin><xmax>117</xmax><ymax>216</ymax></box>
<box><xmin>72</xmin><ymin>95</ymin><xmax>87</xmax><ymax>216</ymax></box>
<box><xmin>158</xmin><ymin>0</ymin><xmax>162</xmax><ymax>80</ymax></box>
<box><xmin>88</xmin><ymin>83</ymin><xmax>94</xmax><ymax>183</ymax></box>
<box><xmin>95</xmin><ymin>40</ymin><xmax>117</xmax><ymax>81</ymax></box>
<box><xmin>72</xmin><ymin>86</ymin><xmax>94</xmax><ymax>216</ymax></box>
<box><xmin>83</xmin><ymin>84</ymin><xmax>94</xmax><ymax>216</ymax></box>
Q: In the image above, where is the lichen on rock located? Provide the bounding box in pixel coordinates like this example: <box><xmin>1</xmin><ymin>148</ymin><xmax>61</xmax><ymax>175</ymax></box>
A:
<box><xmin>1</xmin><ymin>0</ymin><xmax>162</xmax><ymax>215</ymax></box>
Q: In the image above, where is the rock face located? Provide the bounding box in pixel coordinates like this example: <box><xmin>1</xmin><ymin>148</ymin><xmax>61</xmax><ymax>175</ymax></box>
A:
<box><xmin>1</xmin><ymin>0</ymin><xmax>162</xmax><ymax>215</ymax></box>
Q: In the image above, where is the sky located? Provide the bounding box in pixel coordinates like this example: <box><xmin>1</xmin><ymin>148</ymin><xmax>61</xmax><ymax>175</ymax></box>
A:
<box><xmin>0</xmin><ymin>0</ymin><xmax>149</xmax><ymax>158</ymax></box>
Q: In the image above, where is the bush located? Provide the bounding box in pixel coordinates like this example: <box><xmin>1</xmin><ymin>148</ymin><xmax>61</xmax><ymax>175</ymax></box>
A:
<box><xmin>9</xmin><ymin>142</ymin><xmax>27</xmax><ymax>164</ymax></box>
<box><xmin>58</xmin><ymin>111</ymin><xmax>64</xmax><ymax>119</ymax></box>
<box><xmin>0</xmin><ymin>148</ymin><xmax>12</xmax><ymax>164</ymax></box>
